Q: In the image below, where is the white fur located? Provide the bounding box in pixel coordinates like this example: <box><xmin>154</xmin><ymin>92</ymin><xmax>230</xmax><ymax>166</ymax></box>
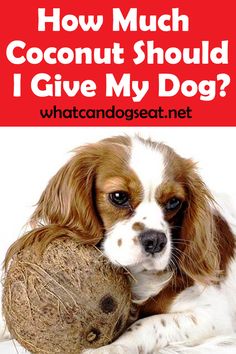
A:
<box><xmin>0</xmin><ymin>322</ymin><xmax>10</xmax><ymax>342</ymax></box>
<box><xmin>130</xmin><ymin>270</ymin><xmax>172</xmax><ymax>304</ymax></box>
<box><xmin>102</xmin><ymin>203</ymin><xmax>171</xmax><ymax>269</ymax></box>
<box><xmin>129</xmin><ymin>137</ymin><xmax>165</xmax><ymax>203</ymax></box>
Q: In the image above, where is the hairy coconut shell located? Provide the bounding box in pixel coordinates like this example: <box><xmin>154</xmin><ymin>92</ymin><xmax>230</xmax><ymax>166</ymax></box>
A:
<box><xmin>3</xmin><ymin>234</ymin><xmax>131</xmax><ymax>353</ymax></box>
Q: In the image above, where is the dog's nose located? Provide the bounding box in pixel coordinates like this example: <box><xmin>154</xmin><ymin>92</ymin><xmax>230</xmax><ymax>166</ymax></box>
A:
<box><xmin>140</xmin><ymin>229</ymin><xmax>167</xmax><ymax>254</ymax></box>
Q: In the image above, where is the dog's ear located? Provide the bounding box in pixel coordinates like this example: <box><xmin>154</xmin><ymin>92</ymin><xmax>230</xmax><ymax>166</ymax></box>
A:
<box><xmin>179</xmin><ymin>159</ymin><xmax>221</xmax><ymax>284</ymax></box>
<box><xmin>30</xmin><ymin>144</ymin><xmax>103</xmax><ymax>244</ymax></box>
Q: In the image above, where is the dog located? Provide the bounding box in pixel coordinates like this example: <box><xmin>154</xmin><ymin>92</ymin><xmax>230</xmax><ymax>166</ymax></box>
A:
<box><xmin>3</xmin><ymin>135</ymin><xmax>236</xmax><ymax>353</ymax></box>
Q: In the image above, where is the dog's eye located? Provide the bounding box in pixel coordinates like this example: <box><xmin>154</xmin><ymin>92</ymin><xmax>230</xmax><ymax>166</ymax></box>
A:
<box><xmin>165</xmin><ymin>197</ymin><xmax>181</xmax><ymax>211</ymax></box>
<box><xmin>109</xmin><ymin>191</ymin><xmax>129</xmax><ymax>207</ymax></box>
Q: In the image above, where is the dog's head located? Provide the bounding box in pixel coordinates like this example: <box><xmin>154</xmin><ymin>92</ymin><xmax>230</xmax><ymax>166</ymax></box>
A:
<box><xmin>30</xmin><ymin>135</ymin><xmax>231</xmax><ymax>283</ymax></box>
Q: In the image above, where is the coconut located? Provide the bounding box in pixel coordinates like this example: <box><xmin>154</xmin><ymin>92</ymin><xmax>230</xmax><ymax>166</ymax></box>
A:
<box><xmin>3</xmin><ymin>229</ymin><xmax>132</xmax><ymax>353</ymax></box>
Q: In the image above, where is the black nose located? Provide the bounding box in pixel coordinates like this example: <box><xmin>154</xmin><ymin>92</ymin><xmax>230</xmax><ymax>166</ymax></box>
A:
<box><xmin>140</xmin><ymin>229</ymin><xmax>167</xmax><ymax>254</ymax></box>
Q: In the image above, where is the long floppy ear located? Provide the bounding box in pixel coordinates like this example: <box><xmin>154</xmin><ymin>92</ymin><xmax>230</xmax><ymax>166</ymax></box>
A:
<box><xmin>179</xmin><ymin>159</ymin><xmax>221</xmax><ymax>284</ymax></box>
<box><xmin>30</xmin><ymin>144</ymin><xmax>103</xmax><ymax>244</ymax></box>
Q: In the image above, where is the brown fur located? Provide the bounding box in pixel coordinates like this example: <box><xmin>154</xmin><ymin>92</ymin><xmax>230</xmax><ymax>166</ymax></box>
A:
<box><xmin>95</xmin><ymin>138</ymin><xmax>143</xmax><ymax>230</ymax></box>
<box><xmin>132</xmin><ymin>222</ymin><xmax>145</xmax><ymax>232</ymax></box>
<box><xmin>214</xmin><ymin>213</ymin><xmax>235</xmax><ymax>273</ymax></box>
<box><xmin>30</xmin><ymin>136</ymin><xmax>131</xmax><ymax>240</ymax></box>
<box><xmin>174</xmin><ymin>162</ymin><xmax>234</xmax><ymax>284</ymax></box>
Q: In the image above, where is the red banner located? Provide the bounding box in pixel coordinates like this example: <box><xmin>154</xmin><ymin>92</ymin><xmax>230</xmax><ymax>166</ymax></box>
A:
<box><xmin>0</xmin><ymin>0</ymin><xmax>235</xmax><ymax>126</ymax></box>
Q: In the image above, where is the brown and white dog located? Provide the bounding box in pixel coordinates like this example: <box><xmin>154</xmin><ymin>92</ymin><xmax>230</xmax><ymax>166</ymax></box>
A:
<box><xmin>4</xmin><ymin>135</ymin><xmax>236</xmax><ymax>353</ymax></box>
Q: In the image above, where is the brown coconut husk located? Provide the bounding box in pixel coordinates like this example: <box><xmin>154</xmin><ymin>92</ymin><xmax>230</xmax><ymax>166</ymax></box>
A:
<box><xmin>3</xmin><ymin>226</ymin><xmax>131</xmax><ymax>353</ymax></box>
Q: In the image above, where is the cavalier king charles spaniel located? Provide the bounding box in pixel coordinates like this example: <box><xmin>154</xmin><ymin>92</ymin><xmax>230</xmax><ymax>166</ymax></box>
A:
<box><xmin>4</xmin><ymin>135</ymin><xmax>236</xmax><ymax>353</ymax></box>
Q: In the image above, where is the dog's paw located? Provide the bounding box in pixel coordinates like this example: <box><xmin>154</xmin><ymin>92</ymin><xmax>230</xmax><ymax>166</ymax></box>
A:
<box><xmin>82</xmin><ymin>344</ymin><xmax>137</xmax><ymax>354</ymax></box>
<box><xmin>0</xmin><ymin>324</ymin><xmax>11</xmax><ymax>342</ymax></box>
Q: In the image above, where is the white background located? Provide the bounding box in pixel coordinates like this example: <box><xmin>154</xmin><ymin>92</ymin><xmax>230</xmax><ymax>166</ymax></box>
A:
<box><xmin>0</xmin><ymin>126</ymin><xmax>236</xmax><ymax>352</ymax></box>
